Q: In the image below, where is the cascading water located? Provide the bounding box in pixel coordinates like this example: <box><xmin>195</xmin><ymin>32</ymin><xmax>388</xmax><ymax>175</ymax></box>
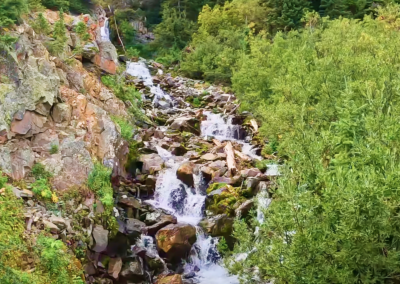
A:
<box><xmin>126</xmin><ymin>61</ymin><xmax>172</xmax><ymax>104</ymax></box>
<box><xmin>100</xmin><ymin>17</ymin><xmax>110</xmax><ymax>42</ymax></box>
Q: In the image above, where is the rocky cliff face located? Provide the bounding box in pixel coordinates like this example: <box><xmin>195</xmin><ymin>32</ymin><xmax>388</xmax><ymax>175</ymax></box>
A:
<box><xmin>0</xmin><ymin>10</ymin><xmax>125</xmax><ymax>185</ymax></box>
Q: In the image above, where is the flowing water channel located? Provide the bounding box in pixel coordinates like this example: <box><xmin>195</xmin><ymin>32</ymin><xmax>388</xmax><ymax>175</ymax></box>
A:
<box><xmin>126</xmin><ymin>61</ymin><xmax>279</xmax><ymax>283</ymax></box>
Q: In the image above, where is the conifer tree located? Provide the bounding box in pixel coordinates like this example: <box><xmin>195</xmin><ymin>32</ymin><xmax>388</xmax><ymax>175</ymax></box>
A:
<box><xmin>33</xmin><ymin>13</ymin><xmax>51</xmax><ymax>37</ymax></box>
<box><xmin>261</xmin><ymin>0</ymin><xmax>311</xmax><ymax>33</ymax></box>
<box><xmin>49</xmin><ymin>9</ymin><xmax>68</xmax><ymax>56</ymax></box>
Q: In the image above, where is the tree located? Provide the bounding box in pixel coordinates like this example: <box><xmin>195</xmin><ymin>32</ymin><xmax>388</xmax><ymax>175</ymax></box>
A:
<box><xmin>228</xmin><ymin>4</ymin><xmax>400</xmax><ymax>283</ymax></box>
<box><xmin>261</xmin><ymin>0</ymin><xmax>311</xmax><ymax>33</ymax></box>
<box><xmin>48</xmin><ymin>9</ymin><xmax>68</xmax><ymax>56</ymax></box>
<box><xmin>32</xmin><ymin>13</ymin><xmax>51</xmax><ymax>37</ymax></box>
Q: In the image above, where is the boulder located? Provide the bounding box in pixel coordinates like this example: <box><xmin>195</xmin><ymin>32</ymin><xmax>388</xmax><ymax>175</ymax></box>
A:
<box><xmin>118</xmin><ymin>194</ymin><xmax>141</xmax><ymax>209</ymax></box>
<box><xmin>52</xmin><ymin>103</ymin><xmax>72</xmax><ymax>123</ymax></box>
<box><xmin>157</xmin><ymin>275</ymin><xmax>183</xmax><ymax>284</ymax></box>
<box><xmin>176</xmin><ymin>161</ymin><xmax>196</xmax><ymax>187</ymax></box>
<box><xmin>0</xmin><ymin>140</ymin><xmax>34</xmax><ymax>180</ymax></box>
<box><xmin>125</xmin><ymin>218</ymin><xmax>146</xmax><ymax>238</ymax></box>
<box><xmin>92</xmin><ymin>225</ymin><xmax>109</xmax><ymax>253</ymax></box>
<box><xmin>43</xmin><ymin>220</ymin><xmax>59</xmax><ymax>233</ymax></box>
<box><xmin>241</xmin><ymin>168</ymin><xmax>262</xmax><ymax>178</ymax></box>
<box><xmin>139</xmin><ymin>153</ymin><xmax>164</xmax><ymax>174</ymax></box>
<box><xmin>108</xmin><ymin>257</ymin><xmax>123</xmax><ymax>279</ymax></box>
<box><xmin>156</xmin><ymin>223</ymin><xmax>197</xmax><ymax>262</ymax></box>
<box><xmin>93</xmin><ymin>41</ymin><xmax>118</xmax><ymax>74</ymax></box>
<box><xmin>199</xmin><ymin>214</ymin><xmax>234</xmax><ymax>237</ymax></box>
<box><xmin>200</xmin><ymin>153</ymin><xmax>218</xmax><ymax>161</ymax></box>
<box><xmin>235</xmin><ymin>199</ymin><xmax>255</xmax><ymax>218</ymax></box>
<box><xmin>120</xmin><ymin>256</ymin><xmax>145</xmax><ymax>281</ymax></box>
<box><xmin>146</xmin><ymin>214</ymin><xmax>177</xmax><ymax>236</ymax></box>
<box><xmin>169</xmin><ymin>117</ymin><xmax>200</xmax><ymax>135</ymax></box>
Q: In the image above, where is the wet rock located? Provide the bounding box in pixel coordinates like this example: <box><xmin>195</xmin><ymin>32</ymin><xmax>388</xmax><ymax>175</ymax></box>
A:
<box><xmin>200</xmin><ymin>166</ymin><xmax>213</xmax><ymax>183</ymax></box>
<box><xmin>92</xmin><ymin>225</ymin><xmax>109</xmax><ymax>253</ymax></box>
<box><xmin>157</xmin><ymin>274</ymin><xmax>183</xmax><ymax>284</ymax></box>
<box><xmin>176</xmin><ymin>161</ymin><xmax>196</xmax><ymax>187</ymax></box>
<box><xmin>169</xmin><ymin>117</ymin><xmax>200</xmax><ymax>135</ymax></box>
<box><xmin>170</xmin><ymin>184</ymin><xmax>188</xmax><ymax>214</ymax></box>
<box><xmin>146</xmin><ymin>214</ymin><xmax>177</xmax><ymax>236</ymax></box>
<box><xmin>199</xmin><ymin>214</ymin><xmax>234</xmax><ymax>237</ymax></box>
<box><xmin>125</xmin><ymin>218</ymin><xmax>146</xmax><ymax>238</ymax></box>
<box><xmin>139</xmin><ymin>153</ymin><xmax>164</xmax><ymax>174</ymax></box>
<box><xmin>120</xmin><ymin>256</ymin><xmax>145</xmax><ymax>281</ymax></box>
<box><xmin>156</xmin><ymin>223</ymin><xmax>197</xmax><ymax>262</ymax></box>
<box><xmin>170</xmin><ymin>142</ymin><xmax>187</xmax><ymax>156</ymax></box>
<box><xmin>118</xmin><ymin>194</ymin><xmax>141</xmax><ymax>209</ymax></box>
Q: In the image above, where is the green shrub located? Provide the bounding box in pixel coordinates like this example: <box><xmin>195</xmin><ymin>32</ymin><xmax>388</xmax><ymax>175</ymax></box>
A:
<box><xmin>87</xmin><ymin>163</ymin><xmax>114</xmax><ymax>208</ymax></box>
<box><xmin>32</xmin><ymin>178</ymin><xmax>52</xmax><ymax>199</ymax></box>
<box><xmin>111</xmin><ymin>116</ymin><xmax>134</xmax><ymax>140</ymax></box>
<box><xmin>228</xmin><ymin>5</ymin><xmax>400</xmax><ymax>283</ymax></box>
<box><xmin>31</xmin><ymin>163</ymin><xmax>52</xmax><ymax>180</ymax></box>
<box><xmin>32</xmin><ymin>13</ymin><xmax>51</xmax><ymax>36</ymax></box>
<box><xmin>74</xmin><ymin>21</ymin><xmax>90</xmax><ymax>42</ymax></box>
<box><xmin>50</xmin><ymin>144</ymin><xmax>59</xmax><ymax>154</ymax></box>
<box><xmin>0</xmin><ymin>171</ymin><xmax>81</xmax><ymax>283</ymax></box>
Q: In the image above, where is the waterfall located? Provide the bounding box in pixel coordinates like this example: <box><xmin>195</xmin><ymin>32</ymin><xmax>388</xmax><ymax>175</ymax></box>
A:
<box><xmin>100</xmin><ymin>17</ymin><xmax>110</xmax><ymax>42</ymax></box>
<box><xmin>126</xmin><ymin>61</ymin><xmax>172</xmax><ymax>105</ymax></box>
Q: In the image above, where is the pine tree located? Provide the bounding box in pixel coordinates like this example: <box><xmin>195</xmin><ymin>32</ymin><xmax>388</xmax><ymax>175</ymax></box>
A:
<box><xmin>33</xmin><ymin>13</ymin><xmax>51</xmax><ymax>37</ymax></box>
<box><xmin>261</xmin><ymin>0</ymin><xmax>311</xmax><ymax>34</ymax></box>
<box><xmin>49</xmin><ymin>9</ymin><xmax>68</xmax><ymax>56</ymax></box>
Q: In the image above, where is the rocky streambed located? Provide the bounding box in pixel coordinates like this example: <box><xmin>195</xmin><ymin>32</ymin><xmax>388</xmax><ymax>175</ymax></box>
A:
<box><xmin>96</xmin><ymin>60</ymin><xmax>278</xmax><ymax>283</ymax></box>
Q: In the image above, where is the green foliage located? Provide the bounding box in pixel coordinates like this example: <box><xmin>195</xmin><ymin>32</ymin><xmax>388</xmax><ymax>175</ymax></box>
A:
<box><xmin>120</xmin><ymin>20</ymin><xmax>136</xmax><ymax>45</ymax></box>
<box><xmin>28</xmin><ymin>0</ymin><xmax>45</xmax><ymax>11</ymax></box>
<box><xmin>87</xmin><ymin>163</ymin><xmax>114</xmax><ymax>208</ymax></box>
<box><xmin>0</xmin><ymin>172</ymin><xmax>82</xmax><ymax>283</ymax></box>
<box><xmin>32</xmin><ymin>13</ymin><xmax>51</xmax><ymax>36</ymax></box>
<box><xmin>228</xmin><ymin>4</ymin><xmax>400</xmax><ymax>283</ymax></box>
<box><xmin>50</xmin><ymin>144</ymin><xmax>59</xmax><ymax>154</ymax></box>
<box><xmin>31</xmin><ymin>163</ymin><xmax>52</xmax><ymax>180</ymax></box>
<box><xmin>0</xmin><ymin>0</ymin><xmax>28</xmax><ymax>26</ymax></box>
<box><xmin>48</xmin><ymin>9</ymin><xmax>68</xmax><ymax>56</ymax></box>
<box><xmin>74</xmin><ymin>21</ymin><xmax>90</xmax><ymax>42</ymax></box>
<box><xmin>181</xmin><ymin>0</ymin><xmax>267</xmax><ymax>82</ymax></box>
<box><xmin>111</xmin><ymin>116</ymin><xmax>134</xmax><ymax>140</ymax></box>
<box><xmin>36</xmin><ymin>235</ymin><xmax>83</xmax><ymax>284</ymax></box>
<box><xmin>217</xmin><ymin>236</ymin><xmax>229</xmax><ymax>256</ymax></box>
<box><xmin>32</xmin><ymin>178</ymin><xmax>52</xmax><ymax>199</ymax></box>
<box><xmin>101</xmin><ymin>73</ymin><xmax>151</xmax><ymax>124</ymax></box>
<box><xmin>260</xmin><ymin>0</ymin><xmax>311</xmax><ymax>34</ymax></box>
<box><xmin>41</xmin><ymin>0</ymin><xmax>69</xmax><ymax>10</ymax></box>
<box><xmin>153</xmin><ymin>3</ymin><xmax>196</xmax><ymax>51</ymax></box>
<box><xmin>126</xmin><ymin>47</ymin><xmax>140</xmax><ymax>59</ymax></box>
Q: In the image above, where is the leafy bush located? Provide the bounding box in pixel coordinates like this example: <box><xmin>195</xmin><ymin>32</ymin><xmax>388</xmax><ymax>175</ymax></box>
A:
<box><xmin>228</xmin><ymin>5</ymin><xmax>400</xmax><ymax>283</ymax></box>
<box><xmin>32</xmin><ymin>178</ymin><xmax>52</xmax><ymax>199</ymax></box>
<box><xmin>87</xmin><ymin>163</ymin><xmax>114</xmax><ymax>208</ymax></box>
